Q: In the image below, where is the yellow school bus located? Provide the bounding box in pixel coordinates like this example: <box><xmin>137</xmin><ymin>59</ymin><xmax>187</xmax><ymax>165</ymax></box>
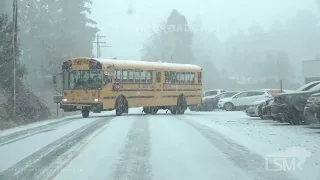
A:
<box><xmin>57</xmin><ymin>57</ymin><xmax>202</xmax><ymax>117</ymax></box>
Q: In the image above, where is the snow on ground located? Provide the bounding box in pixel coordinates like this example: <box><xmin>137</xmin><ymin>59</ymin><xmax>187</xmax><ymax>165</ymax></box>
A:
<box><xmin>53</xmin><ymin>112</ymin><xmax>258</xmax><ymax>180</ymax></box>
<box><xmin>0</xmin><ymin>110</ymin><xmax>120</xmax><ymax>137</ymax></box>
<box><xmin>0</xmin><ymin>114</ymin><xmax>81</xmax><ymax>137</ymax></box>
<box><xmin>1</xmin><ymin>108</ymin><xmax>320</xmax><ymax>180</ymax></box>
<box><xmin>52</xmin><ymin>114</ymin><xmax>135</xmax><ymax>180</ymax></box>
<box><xmin>184</xmin><ymin>111</ymin><xmax>320</xmax><ymax>180</ymax></box>
<box><xmin>149</xmin><ymin>114</ymin><xmax>257</xmax><ymax>180</ymax></box>
<box><xmin>0</xmin><ymin>116</ymin><xmax>105</xmax><ymax>172</ymax></box>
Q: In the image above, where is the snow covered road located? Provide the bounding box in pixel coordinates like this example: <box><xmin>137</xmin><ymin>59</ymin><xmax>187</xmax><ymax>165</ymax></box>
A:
<box><xmin>0</xmin><ymin>108</ymin><xmax>319</xmax><ymax>180</ymax></box>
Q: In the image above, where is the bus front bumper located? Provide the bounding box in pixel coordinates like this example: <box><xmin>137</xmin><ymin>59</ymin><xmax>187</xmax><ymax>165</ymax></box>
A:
<box><xmin>60</xmin><ymin>102</ymin><xmax>103</xmax><ymax>112</ymax></box>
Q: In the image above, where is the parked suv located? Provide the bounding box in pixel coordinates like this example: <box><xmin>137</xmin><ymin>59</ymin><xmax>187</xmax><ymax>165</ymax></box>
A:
<box><xmin>304</xmin><ymin>92</ymin><xmax>320</xmax><ymax>123</ymax></box>
<box><xmin>189</xmin><ymin>89</ymin><xmax>227</xmax><ymax>111</ymax></box>
<box><xmin>203</xmin><ymin>91</ymin><xmax>239</xmax><ymax>111</ymax></box>
<box><xmin>218</xmin><ymin>90</ymin><xmax>273</xmax><ymax>111</ymax></box>
<box><xmin>202</xmin><ymin>89</ymin><xmax>227</xmax><ymax>101</ymax></box>
<box><xmin>271</xmin><ymin>81</ymin><xmax>320</xmax><ymax>125</ymax></box>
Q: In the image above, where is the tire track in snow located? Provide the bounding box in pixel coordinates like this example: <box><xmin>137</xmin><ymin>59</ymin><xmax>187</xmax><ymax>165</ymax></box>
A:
<box><xmin>0</xmin><ymin>116</ymin><xmax>83</xmax><ymax>147</ymax></box>
<box><xmin>175</xmin><ymin>115</ymin><xmax>299</xmax><ymax>180</ymax></box>
<box><xmin>0</xmin><ymin>116</ymin><xmax>116</xmax><ymax>180</ymax></box>
<box><xmin>109</xmin><ymin>115</ymin><xmax>152</xmax><ymax>180</ymax></box>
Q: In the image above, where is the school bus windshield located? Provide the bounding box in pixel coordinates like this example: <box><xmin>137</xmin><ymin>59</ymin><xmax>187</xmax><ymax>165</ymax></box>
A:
<box><xmin>63</xmin><ymin>70</ymin><xmax>102</xmax><ymax>90</ymax></box>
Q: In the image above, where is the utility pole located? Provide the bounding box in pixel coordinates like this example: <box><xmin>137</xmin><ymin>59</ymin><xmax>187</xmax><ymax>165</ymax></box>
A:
<box><xmin>277</xmin><ymin>59</ymin><xmax>283</xmax><ymax>91</ymax></box>
<box><xmin>93</xmin><ymin>34</ymin><xmax>106</xmax><ymax>58</ymax></box>
<box><xmin>12</xmin><ymin>0</ymin><xmax>18</xmax><ymax>115</ymax></box>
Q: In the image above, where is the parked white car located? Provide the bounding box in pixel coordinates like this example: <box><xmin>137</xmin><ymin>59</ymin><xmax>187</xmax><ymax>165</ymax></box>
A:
<box><xmin>218</xmin><ymin>90</ymin><xmax>273</xmax><ymax>111</ymax></box>
<box><xmin>202</xmin><ymin>89</ymin><xmax>227</xmax><ymax>101</ymax></box>
<box><xmin>245</xmin><ymin>100</ymin><xmax>267</xmax><ymax>117</ymax></box>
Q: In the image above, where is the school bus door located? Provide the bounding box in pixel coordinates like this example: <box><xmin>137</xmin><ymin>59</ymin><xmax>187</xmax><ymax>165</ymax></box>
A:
<box><xmin>103</xmin><ymin>70</ymin><xmax>113</xmax><ymax>91</ymax></box>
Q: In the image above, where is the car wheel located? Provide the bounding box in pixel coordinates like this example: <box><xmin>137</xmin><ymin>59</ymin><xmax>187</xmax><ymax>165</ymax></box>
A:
<box><xmin>224</xmin><ymin>102</ymin><xmax>234</xmax><ymax>111</ymax></box>
<box><xmin>206</xmin><ymin>104</ymin><xmax>214</xmax><ymax>111</ymax></box>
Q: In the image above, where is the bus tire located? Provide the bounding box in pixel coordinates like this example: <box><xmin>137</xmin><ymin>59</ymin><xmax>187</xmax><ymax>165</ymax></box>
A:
<box><xmin>143</xmin><ymin>107</ymin><xmax>151</xmax><ymax>114</ymax></box>
<box><xmin>82</xmin><ymin>108</ymin><xmax>90</xmax><ymax>118</ymax></box>
<box><xmin>177</xmin><ymin>94</ymin><xmax>187</xmax><ymax>114</ymax></box>
<box><xmin>115</xmin><ymin>95</ymin><xmax>126</xmax><ymax>116</ymax></box>
<box><xmin>170</xmin><ymin>107</ymin><xmax>177</xmax><ymax>114</ymax></box>
<box><xmin>150</xmin><ymin>107</ymin><xmax>158</xmax><ymax>115</ymax></box>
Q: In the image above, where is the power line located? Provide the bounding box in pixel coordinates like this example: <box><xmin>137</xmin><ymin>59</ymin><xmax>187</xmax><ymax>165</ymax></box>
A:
<box><xmin>93</xmin><ymin>35</ymin><xmax>105</xmax><ymax>58</ymax></box>
<box><xmin>93</xmin><ymin>35</ymin><xmax>111</xmax><ymax>58</ymax></box>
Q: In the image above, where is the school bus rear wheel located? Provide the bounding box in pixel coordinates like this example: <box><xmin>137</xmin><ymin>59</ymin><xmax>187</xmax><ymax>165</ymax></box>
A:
<box><xmin>177</xmin><ymin>94</ymin><xmax>187</xmax><ymax>114</ymax></box>
<box><xmin>115</xmin><ymin>95</ymin><xmax>128</xmax><ymax>116</ymax></box>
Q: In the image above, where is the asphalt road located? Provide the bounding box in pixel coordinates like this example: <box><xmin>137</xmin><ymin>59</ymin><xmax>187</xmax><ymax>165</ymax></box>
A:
<box><xmin>0</xmin><ymin>108</ymin><xmax>319</xmax><ymax>180</ymax></box>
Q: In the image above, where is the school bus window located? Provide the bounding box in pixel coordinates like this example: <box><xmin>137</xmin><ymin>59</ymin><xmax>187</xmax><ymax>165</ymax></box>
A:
<box><xmin>115</xmin><ymin>70</ymin><xmax>121</xmax><ymax>81</ymax></box>
<box><xmin>146</xmin><ymin>71</ymin><xmax>152</xmax><ymax>83</ymax></box>
<box><xmin>156</xmin><ymin>72</ymin><xmax>161</xmax><ymax>83</ymax></box>
<box><xmin>180</xmin><ymin>72</ymin><xmax>185</xmax><ymax>83</ymax></box>
<box><xmin>169</xmin><ymin>71</ymin><xmax>175</xmax><ymax>84</ymax></box>
<box><xmin>135</xmin><ymin>70</ymin><xmax>140</xmax><ymax>82</ymax></box>
<box><xmin>122</xmin><ymin>70</ymin><xmax>128</xmax><ymax>83</ymax></box>
<box><xmin>164</xmin><ymin>71</ymin><xmax>169</xmax><ymax>83</ymax></box>
<box><xmin>176</xmin><ymin>72</ymin><xmax>181</xmax><ymax>84</ymax></box>
<box><xmin>140</xmin><ymin>70</ymin><xmax>146</xmax><ymax>83</ymax></box>
<box><xmin>198</xmin><ymin>72</ymin><xmax>202</xmax><ymax>83</ymax></box>
<box><xmin>104</xmin><ymin>71</ymin><xmax>112</xmax><ymax>84</ymax></box>
<box><xmin>190</xmin><ymin>72</ymin><xmax>195</xmax><ymax>83</ymax></box>
<box><xmin>168</xmin><ymin>71</ymin><xmax>173</xmax><ymax>84</ymax></box>
<box><xmin>127</xmin><ymin>70</ymin><xmax>134</xmax><ymax>83</ymax></box>
<box><xmin>185</xmin><ymin>72</ymin><xmax>190</xmax><ymax>83</ymax></box>
<box><xmin>145</xmin><ymin>70</ymin><xmax>149</xmax><ymax>83</ymax></box>
<box><xmin>168</xmin><ymin>71</ymin><xmax>172</xmax><ymax>83</ymax></box>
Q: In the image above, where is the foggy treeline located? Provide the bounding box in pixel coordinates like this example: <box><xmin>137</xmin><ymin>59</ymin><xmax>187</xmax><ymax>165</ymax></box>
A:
<box><xmin>141</xmin><ymin>8</ymin><xmax>320</xmax><ymax>91</ymax></box>
<box><xmin>0</xmin><ymin>0</ymin><xmax>97</xmax><ymax>128</ymax></box>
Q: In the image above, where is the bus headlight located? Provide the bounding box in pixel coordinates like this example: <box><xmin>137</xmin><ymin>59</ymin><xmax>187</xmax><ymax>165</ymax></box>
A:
<box><xmin>62</xmin><ymin>98</ymin><xmax>67</xmax><ymax>102</ymax></box>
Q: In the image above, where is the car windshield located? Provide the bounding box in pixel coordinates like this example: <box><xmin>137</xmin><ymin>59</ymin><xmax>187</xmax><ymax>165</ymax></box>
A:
<box><xmin>307</xmin><ymin>83</ymin><xmax>320</xmax><ymax>92</ymax></box>
<box><xmin>296</xmin><ymin>82</ymin><xmax>320</xmax><ymax>91</ymax></box>
<box><xmin>204</xmin><ymin>91</ymin><xmax>218</xmax><ymax>96</ymax></box>
<box><xmin>231</xmin><ymin>92</ymin><xmax>242</xmax><ymax>98</ymax></box>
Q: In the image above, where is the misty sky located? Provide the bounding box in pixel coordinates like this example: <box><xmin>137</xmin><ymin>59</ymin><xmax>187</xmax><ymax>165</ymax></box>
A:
<box><xmin>89</xmin><ymin>0</ymin><xmax>319</xmax><ymax>60</ymax></box>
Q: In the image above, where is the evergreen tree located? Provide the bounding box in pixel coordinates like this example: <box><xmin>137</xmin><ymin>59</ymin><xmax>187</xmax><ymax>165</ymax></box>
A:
<box><xmin>0</xmin><ymin>13</ymin><xmax>50</xmax><ymax>122</ymax></box>
<box><xmin>141</xmin><ymin>9</ymin><xmax>195</xmax><ymax>64</ymax></box>
<box><xmin>0</xmin><ymin>14</ymin><xmax>26</xmax><ymax>94</ymax></box>
<box><xmin>47</xmin><ymin>0</ymin><xmax>98</xmax><ymax>72</ymax></box>
<box><xmin>18</xmin><ymin>0</ymin><xmax>98</xmax><ymax>88</ymax></box>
